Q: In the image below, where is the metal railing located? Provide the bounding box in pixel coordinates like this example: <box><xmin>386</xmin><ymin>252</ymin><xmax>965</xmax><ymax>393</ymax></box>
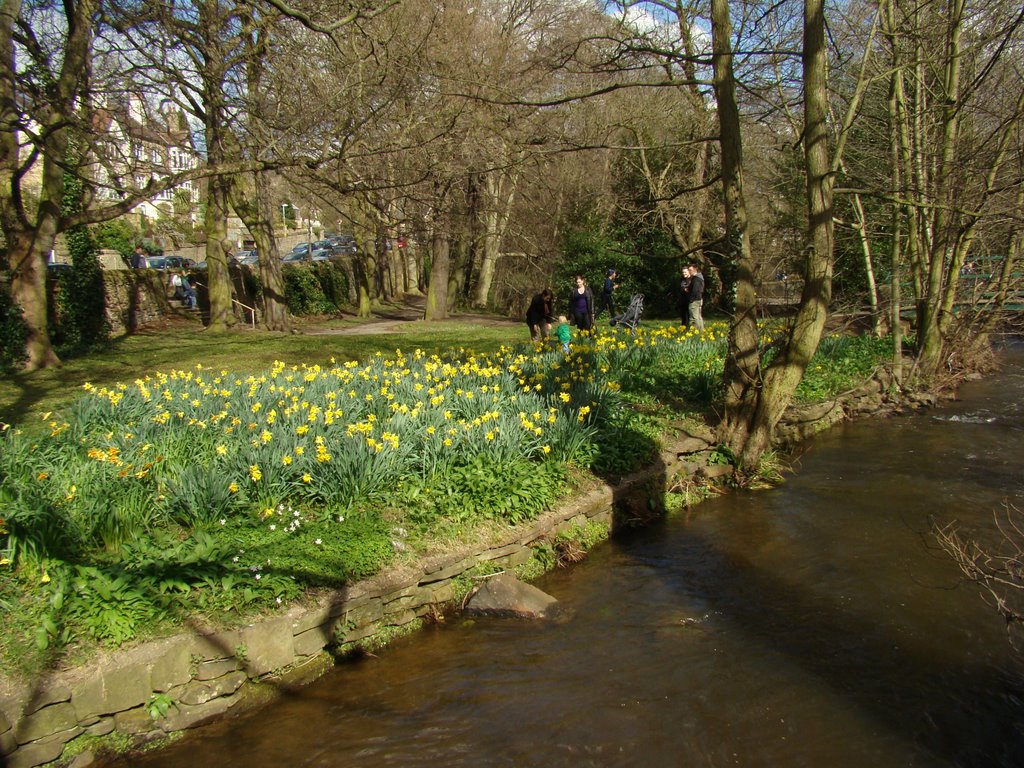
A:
<box><xmin>192</xmin><ymin>282</ymin><xmax>258</xmax><ymax>329</ymax></box>
<box><xmin>233</xmin><ymin>297</ymin><xmax>257</xmax><ymax>329</ymax></box>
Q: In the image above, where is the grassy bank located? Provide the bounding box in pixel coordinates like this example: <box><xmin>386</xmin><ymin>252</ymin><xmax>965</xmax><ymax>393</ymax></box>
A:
<box><xmin>0</xmin><ymin>317</ymin><xmax>892</xmax><ymax>681</ymax></box>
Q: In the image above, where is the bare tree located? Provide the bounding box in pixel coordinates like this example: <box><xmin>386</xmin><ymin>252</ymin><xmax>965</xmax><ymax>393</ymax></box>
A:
<box><xmin>0</xmin><ymin>0</ymin><xmax>231</xmax><ymax>368</ymax></box>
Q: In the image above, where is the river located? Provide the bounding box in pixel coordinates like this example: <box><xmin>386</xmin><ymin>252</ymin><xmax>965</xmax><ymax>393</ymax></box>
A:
<box><xmin>117</xmin><ymin>347</ymin><xmax>1024</xmax><ymax>768</ymax></box>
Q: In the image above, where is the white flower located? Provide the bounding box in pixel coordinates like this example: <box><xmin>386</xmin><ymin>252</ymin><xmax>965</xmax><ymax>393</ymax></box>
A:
<box><xmin>269</xmin><ymin>524</ymin><xmax>276</xmax><ymax>531</ymax></box>
<box><xmin>337</xmin><ymin>515</ymin><xmax>345</xmax><ymax>523</ymax></box>
<box><xmin>275</xmin><ymin>597</ymin><xmax>282</xmax><ymax>605</ymax></box>
<box><xmin>232</xmin><ymin>556</ymin><xmax>239</xmax><ymax>563</ymax></box>
<box><xmin>254</xmin><ymin>573</ymin><xmax>262</xmax><ymax>580</ymax></box>
<box><xmin>219</xmin><ymin>519</ymin><xmax>226</xmax><ymax>526</ymax></box>
<box><xmin>315</xmin><ymin>538</ymin><xmax>322</xmax><ymax>545</ymax></box>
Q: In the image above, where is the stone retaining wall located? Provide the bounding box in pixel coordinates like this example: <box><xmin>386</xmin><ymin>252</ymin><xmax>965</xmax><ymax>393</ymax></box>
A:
<box><xmin>0</xmin><ymin>442</ymin><xmax>700</xmax><ymax>768</ymax></box>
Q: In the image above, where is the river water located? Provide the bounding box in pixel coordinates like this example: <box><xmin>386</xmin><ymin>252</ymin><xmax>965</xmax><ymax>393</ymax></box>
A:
<box><xmin>119</xmin><ymin>347</ymin><xmax>1024</xmax><ymax>768</ymax></box>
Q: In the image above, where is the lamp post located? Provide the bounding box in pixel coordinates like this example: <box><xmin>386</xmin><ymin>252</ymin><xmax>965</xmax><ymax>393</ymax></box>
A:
<box><xmin>281</xmin><ymin>204</ymin><xmax>288</xmax><ymax>230</ymax></box>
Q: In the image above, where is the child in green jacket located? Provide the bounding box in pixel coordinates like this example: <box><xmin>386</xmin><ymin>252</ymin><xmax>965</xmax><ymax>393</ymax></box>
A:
<box><xmin>555</xmin><ymin>315</ymin><xmax>572</xmax><ymax>352</ymax></box>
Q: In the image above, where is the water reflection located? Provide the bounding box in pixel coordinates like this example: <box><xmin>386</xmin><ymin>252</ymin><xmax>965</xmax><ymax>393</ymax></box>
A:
<box><xmin>117</xmin><ymin>349</ymin><xmax>1024</xmax><ymax>768</ymax></box>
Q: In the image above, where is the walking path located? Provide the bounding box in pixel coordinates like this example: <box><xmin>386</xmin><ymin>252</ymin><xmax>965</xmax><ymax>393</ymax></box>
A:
<box><xmin>305</xmin><ymin>294</ymin><xmax>519</xmax><ymax>336</ymax></box>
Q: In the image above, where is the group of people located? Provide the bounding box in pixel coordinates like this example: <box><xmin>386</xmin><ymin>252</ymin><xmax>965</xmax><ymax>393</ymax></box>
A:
<box><xmin>527</xmin><ymin>262</ymin><xmax>705</xmax><ymax>349</ymax></box>
<box><xmin>526</xmin><ymin>270</ymin><xmax>614</xmax><ymax>351</ymax></box>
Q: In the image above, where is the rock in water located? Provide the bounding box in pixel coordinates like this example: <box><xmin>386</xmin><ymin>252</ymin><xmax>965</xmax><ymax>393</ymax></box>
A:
<box><xmin>465</xmin><ymin>572</ymin><xmax>559</xmax><ymax>619</ymax></box>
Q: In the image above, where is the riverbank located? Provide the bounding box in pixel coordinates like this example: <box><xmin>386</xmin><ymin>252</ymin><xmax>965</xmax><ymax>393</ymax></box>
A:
<box><xmin>0</xmin><ymin>323</ymin><xmax>923</xmax><ymax>768</ymax></box>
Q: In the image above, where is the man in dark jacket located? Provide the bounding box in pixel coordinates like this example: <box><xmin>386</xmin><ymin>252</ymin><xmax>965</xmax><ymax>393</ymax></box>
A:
<box><xmin>687</xmin><ymin>263</ymin><xmax>705</xmax><ymax>331</ymax></box>
<box><xmin>601</xmin><ymin>268</ymin><xmax>619</xmax><ymax>320</ymax></box>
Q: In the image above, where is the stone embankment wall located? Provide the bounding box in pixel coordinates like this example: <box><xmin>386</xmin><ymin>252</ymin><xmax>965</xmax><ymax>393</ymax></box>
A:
<box><xmin>0</xmin><ymin>433</ymin><xmax>715</xmax><ymax>768</ymax></box>
<box><xmin>1</xmin><ymin>371</ymin><xmax>916</xmax><ymax>768</ymax></box>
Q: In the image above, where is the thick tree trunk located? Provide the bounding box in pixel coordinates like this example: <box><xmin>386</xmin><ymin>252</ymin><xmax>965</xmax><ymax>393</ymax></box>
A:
<box><xmin>0</xmin><ymin>0</ymin><xmax>96</xmax><ymax>370</ymax></box>
<box><xmin>425</xmin><ymin>228</ymin><xmax>451</xmax><ymax>321</ymax></box>
<box><xmin>711</xmin><ymin>0</ymin><xmax>761</xmax><ymax>458</ymax></box>
<box><xmin>916</xmin><ymin>0</ymin><xmax>965</xmax><ymax>375</ymax></box>
<box><xmin>9</xmin><ymin>233</ymin><xmax>61</xmax><ymax>370</ymax></box>
<box><xmin>716</xmin><ymin>0</ymin><xmax>834</xmax><ymax>469</ymax></box>
<box><xmin>228</xmin><ymin>171</ymin><xmax>290</xmax><ymax>332</ymax></box>
<box><xmin>203</xmin><ymin>175</ymin><xmax>236</xmax><ymax>330</ymax></box>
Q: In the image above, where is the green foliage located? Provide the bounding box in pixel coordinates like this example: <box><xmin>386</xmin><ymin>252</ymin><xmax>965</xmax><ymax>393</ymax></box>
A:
<box><xmin>0</xmin><ymin>279</ymin><xmax>28</xmax><ymax>372</ymax></box>
<box><xmin>796</xmin><ymin>334</ymin><xmax>892</xmax><ymax>402</ymax></box>
<box><xmin>283</xmin><ymin>262</ymin><xmax>349</xmax><ymax>315</ymax></box>
<box><xmin>231</xmin><ymin>506</ymin><xmax>394</xmax><ymax>587</ymax></box>
<box><xmin>146</xmin><ymin>692</ymin><xmax>177</xmax><ymax>720</ymax></box>
<box><xmin>311</xmin><ymin>261</ymin><xmax>349</xmax><ymax>308</ymax></box>
<box><xmin>557</xmin><ymin>220</ymin><xmax>626</xmax><ymax>294</ymax></box>
<box><xmin>62</xmin><ymin>565</ymin><xmax>163</xmax><ymax>646</ymax></box>
<box><xmin>590</xmin><ymin>407</ymin><xmax>661</xmax><ymax>479</ymax></box>
<box><xmin>402</xmin><ymin>456</ymin><xmax>566</xmax><ymax>529</ymax></box>
<box><xmin>57</xmin><ymin>148</ymin><xmax>110</xmax><ymax>355</ymax></box>
<box><xmin>93</xmin><ymin>219</ymin><xmax>142</xmax><ymax>262</ymax></box>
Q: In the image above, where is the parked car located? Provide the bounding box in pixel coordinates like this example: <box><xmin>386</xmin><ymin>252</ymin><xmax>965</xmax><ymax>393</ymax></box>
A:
<box><xmin>165</xmin><ymin>256</ymin><xmax>197</xmax><ymax>270</ymax></box>
<box><xmin>282</xmin><ymin>248</ymin><xmax>331</xmax><ymax>263</ymax></box>
<box><xmin>144</xmin><ymin>256</ymin><xmax>170</xmax><ymax>270</ymax></box>
<box><xmin>233</xmin><ymin>250</ymin><xmax>259</xmax><ymax>265</ymax></box>
<box><xmin>328</xmin><ymin>241</ymin><xmax>358</xmax><ymax>255</ymax></box>
<box><xmin>47</xmin><ymin>262</ymin><xmax>74</xmax><ymax>275</ymax></box>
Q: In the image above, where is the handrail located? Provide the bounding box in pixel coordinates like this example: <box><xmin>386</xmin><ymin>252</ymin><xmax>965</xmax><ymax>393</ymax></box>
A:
<box><xmin>191</xmin><ymin>281</ymin><xmax>257</xmax><ymax>329</ymax></box>
<box><xmin>233</xmin><ymin>297</ymin><xmax>257</xmax><ymax>329</ymax></box>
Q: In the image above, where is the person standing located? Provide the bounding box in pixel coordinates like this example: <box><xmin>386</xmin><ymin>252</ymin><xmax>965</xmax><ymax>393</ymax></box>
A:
<box><xmin>526</xmin><ymin>288</ymin><xmax>555</xmax><ymax>342</ymax></box>
<box><xmin>567</xmin><ymin>274</ymin><xmax>594</xmax><ymax>332</ymax></box>
<box><xmin>600</xmin><ymin>268</ymin><xmax>619</xmax><ymax>320</ymax></box>
<box><xmin>132</xmin><ymin>245</ymin><xmax>147</xmax><ymax>269</ymax></box>
<box><xmin>679</xmin><ymin>266</ymin><xmax>691</xmax><ymax>326</ymax></box>
<box><xmin>687</xmin><ymin>263</ymin><xmax>705</xmax><ymax>331</ymax></box>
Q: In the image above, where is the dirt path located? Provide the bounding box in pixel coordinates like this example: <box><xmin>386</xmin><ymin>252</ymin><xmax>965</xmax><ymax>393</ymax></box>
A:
<box><xmin>304</xmin><ymin>294</ymin><xmax>519</xmax><ymax>336</ymax></box>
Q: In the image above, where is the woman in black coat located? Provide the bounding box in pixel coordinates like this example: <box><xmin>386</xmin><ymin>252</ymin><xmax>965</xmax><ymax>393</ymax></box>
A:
<box><xmin>526</xmin><ymin>288</ymin><xmax>555</xmax><ymax>341</ymax></box>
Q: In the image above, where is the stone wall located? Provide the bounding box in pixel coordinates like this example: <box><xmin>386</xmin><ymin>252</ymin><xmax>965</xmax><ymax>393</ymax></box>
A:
<box><xmin>0</xmin><ymin>442</ymin><xmax>700</xmax><ymax>768</ymax></box>
<box><xmin>101</xmin><ymin>271</ymin><xmax>177</xmax><ymax>335</ymax></box>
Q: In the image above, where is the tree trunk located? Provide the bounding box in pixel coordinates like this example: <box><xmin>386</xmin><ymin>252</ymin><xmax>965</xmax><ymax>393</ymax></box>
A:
<box><xmin>916</xmin><ymin>0</ymin><xmax>965</xmax><ymax>375</ymax></box>
<box><xmin>471</xmin><ymin>170</ymin><xmax>517</xmax><ymax>308</ymax></box>
<box><xmin>850</xmin><ymin>192</ymin><xmax>881</xmax><ymax>336</ymax></box>
<box><xmin>228</xmin><ymin>171</ymin><xmax>290</xmax><ymax>332</ymax></box>
<box><xmin>203</xmin><ymin>174</ymin><xmax>236</xmax><ymax>330</ymax></box>
<box><xmin>0</xmin><ymin>0</ymin><xmax>96</xmax><ymax>370</ymax></box>
<box><xmin>425</xmin><ymin>227</ymin><xmax>451</xmax><ymax>321</ymax></box>
<box><xmin>9</xmin><ymin>233</ymin><xmax>61</xmax><ymax>370</ymax></box>
<box><xmin>711</xmin><ymin>0</ymin><xmax>761</xmax><ymax>458</ymax></box>
<box><xmin>716</xmin><ymin>0</ymin><xmax>834</xmax><ymax>469</ymax></box>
